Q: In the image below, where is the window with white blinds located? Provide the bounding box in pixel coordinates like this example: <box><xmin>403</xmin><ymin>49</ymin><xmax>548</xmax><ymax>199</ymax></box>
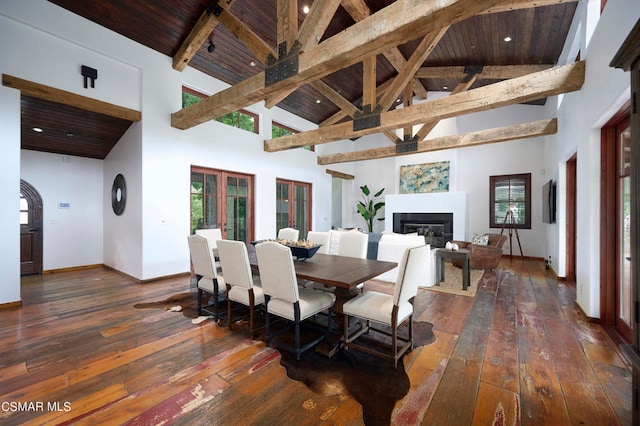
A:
<box><xmin>489</xmin><ymin>173</ymin><xmax>531</xmax><ymax>229</ymax></box>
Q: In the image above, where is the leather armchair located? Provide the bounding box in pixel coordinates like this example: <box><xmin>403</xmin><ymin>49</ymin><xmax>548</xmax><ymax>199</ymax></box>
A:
<box><xmin>451</xmin><ymin>233</ymin><xmax>507</xmax><ymax>270</ymax></box>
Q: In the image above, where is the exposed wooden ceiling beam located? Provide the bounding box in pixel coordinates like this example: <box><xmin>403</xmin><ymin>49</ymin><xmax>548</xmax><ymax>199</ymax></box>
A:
<box><xmin>172</xmin><ymin>0</ymin><xmax>503</xmax><ymax>130</ymax></box>
<box><xmin>326</xmin><ymin>169</ymin><xmax>354</xmax><ymax>179</ymax></box>
<box><xmin>320</xmin><ymin>75</ymin><xmax>396</xmax><ymax>127</ymax></box>
<box><xmin>414</xmin><ymin>73</ymin><xmax>478</xmax><ymax>141</ymax></box>
<box><xmin>219</xmin><ymin>0</ymin><xmax>341</xmax><ymax>110</ymax></box>
<box><xmin>340</xmin><ymin>0</ymin><xmax>371</xmax><ymax>21</ymax></box>
<box><xmin>362</xmin><ymin>56</ymin><xmax>377</xmax><ymax>108</ymax></box>
<box><xmin>312</xmin><ymin>80</ymin><xmax>359</xmax><ymax>117</ymax></box>
<box><xmin>343</xmin><ymin>0</ymin><xmax>429</xmax><ymax>101</ymax></box>
<box><xmin>172</xmin><ymin>0</ymin><xmax>236</xmax><ymax>71</ymax></box>
<box><xmin>414</xmin><ymin>64</ymin><xmax>554</xmax><ymax>79</ymax></box>
<box><xmin>298</xmin><ymin>0</ymin><xmax>342</xmax><ymax>51</ymax></box>
<box><xmin>317</xmin><ymin>118</ymin><xmax>557</xmax><ymax>165</ymax></box>
<box><xmin>403</xmin><ymin>83</ymin><xmax>413</xmax><ymax>139</ymax></box>
<box><xmin>277</xmin><ymin>0</ymin><xmax>298</xmax><ymax>52</ymax></box>
<box><xmin>2</xmin><ymin>74</ymin><xmax>141</xmax><ymax>122</ymax></box>
<box><xmin>381</xmin><ymin>46</ymin><xmax>428</xmax><ymax>100</ymax></box>
<box><xmin>264</xmin><ymin>61</ymin><xmax>585</xmax><ymax>151</ymax></box>
<box><xmin>377</xmin><ymin>28</ymin><xmax>448</xmax><ymax>112</ymax></box>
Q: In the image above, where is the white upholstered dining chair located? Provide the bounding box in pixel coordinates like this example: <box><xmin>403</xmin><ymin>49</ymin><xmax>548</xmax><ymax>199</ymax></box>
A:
<box><xmin>217</xmin><ymin>239</ymin><xmax>264</xmax><ymax>338</ymax></box>
<box><xmin>306</xmin><ymin>231</ymin><xmax>330</xmax><ymax>254</ymax></box>
<box><xmin>187</xmin><ymin>234</ymin><xmax>226</xmax><ymax>321</ymax></box>
<box><xmin>343</xmin><ymin>244</ymin><xmax>430</xmax><ymax>368</ymax></box>
<box><xmin>195</xmin><ymin>228</ymin><xmax>223</xmax><ymax>269</ymax></box>
<box><xmin>255</xmin><ymin>241</ymin><xmax>334</xmax><ymax>359</ymax></box>
<box><xmin>375</xmin><ymin>233</ymin><xmax>426</xmax><ymax>283</ymax></box>
<box><xmin>337</xmin><ymin>229</ymin><xmax>369</xmax><ymax>258</ymax></box>
<box><xmin>277</xmin><ymin>227</ymin><xmax>299</xmax><ymax>241</ymax></box>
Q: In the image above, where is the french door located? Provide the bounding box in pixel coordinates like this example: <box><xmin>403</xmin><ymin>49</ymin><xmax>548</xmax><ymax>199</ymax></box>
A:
<box><xmin>191</xmin><ymin>166</ymin><xmax>254</xmax><ymax>243</ymax></box>
<box><xmin>276</xmin><ymin>179</ymin><xmax>311</xmax><ymax>240</ymax></box>
<box><xmin>617</xmin><ymin>119</ymin><xmax>632</xmax><ymax>339</ymax></box>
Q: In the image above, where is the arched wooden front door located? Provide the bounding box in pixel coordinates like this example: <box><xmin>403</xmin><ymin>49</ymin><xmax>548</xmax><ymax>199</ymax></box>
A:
<box><xmin>20</xmin><ymin>179</ymin><xmax>43</xmax><ymax>275</ymax></box>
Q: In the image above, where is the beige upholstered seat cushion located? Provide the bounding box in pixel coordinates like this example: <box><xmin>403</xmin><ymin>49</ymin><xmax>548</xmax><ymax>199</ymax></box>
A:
<box><xmin>342</xmin><ymin>291</ymin><xmax>413</xmax><ymax>326</ymax></box>
<box><xmin>197</xmin><ymin>275</ymin><xmax>226</xmax><ymax>294</ymax></box>
<box><xmin>267</xmin><ymin>287</ymin><xmax>334</xmax><ymax>321</ymax></box>
<box><xmin>228</xmin><ymin>281</ymin><xmax>264</xmax><ymax>305</ymax></box>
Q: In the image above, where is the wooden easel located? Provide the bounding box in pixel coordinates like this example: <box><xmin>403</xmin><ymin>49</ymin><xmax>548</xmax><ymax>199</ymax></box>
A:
<box><xmin>500</xmin><ymin>209</ymin><xmax>523</xmax><ymax>257</ymax></box>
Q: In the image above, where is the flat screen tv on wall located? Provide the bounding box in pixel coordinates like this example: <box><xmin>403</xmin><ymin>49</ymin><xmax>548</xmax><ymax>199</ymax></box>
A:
<box><xmin>542</xmin><ymin>179</ymin><xmax>556</xmax><ymax>224</ymax></box>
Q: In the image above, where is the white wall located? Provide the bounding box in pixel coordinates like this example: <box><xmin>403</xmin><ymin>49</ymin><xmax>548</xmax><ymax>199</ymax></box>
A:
<box><xmin>0</xmin><ymin>84</ymin><xmax>21</xmax><ymax>305</ymax></box>
<box><xmin>351</xmin><ymin>104</ymin><xmax>548</xmax><ymax>258</ymax></box>
<box><xmin>21</xmin><ymin>151</ymin><xmax>104</xmax><ymax>270</ymax></box>
<box><xmin>0</xmin><ymin>0</ymin><xmax>346</xmax><ymax>300</ymax></box>
<box><xmin>543</xmin><ymin>0</ymin><xmax>640</xmax><ymax>317</ymax></box>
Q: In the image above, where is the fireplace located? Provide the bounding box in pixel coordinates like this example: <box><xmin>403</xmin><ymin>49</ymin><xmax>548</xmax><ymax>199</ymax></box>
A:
<box><xmin>393</xmin><ymin>212</ymin><xmax>453</xmax><ymax>248</ymax></box>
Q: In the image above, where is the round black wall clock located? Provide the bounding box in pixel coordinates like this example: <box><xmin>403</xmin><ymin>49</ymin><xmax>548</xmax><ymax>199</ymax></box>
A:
<box><xmin>111</xmin><ymin>173</ymin><xmax>127</xmax><ymax>216</ymax></box>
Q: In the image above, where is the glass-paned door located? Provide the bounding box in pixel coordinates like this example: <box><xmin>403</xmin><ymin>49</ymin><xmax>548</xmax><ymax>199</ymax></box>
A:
<box><xmin>191</xmin><ymin>166</ymin><xmax>254</xmax><ymax>243</ymax></box>
<box><xmin>276</xmin><ymin>181</ymin><xmax>291</xmax><ymax>234</ymax></box>
<box><xmin>276</xmin><ymin>179</ymin><xmax>312</xmax><ymax>240</ymax></box>
<box><xmin>617</xmin><ymin>121</ymin><xmax>632</xmax><ymax>337</ymax></box>
<box><xmin>226</xmin><ymin>175</ymin><xmax>250</xmax><ymax>242</ymax></box>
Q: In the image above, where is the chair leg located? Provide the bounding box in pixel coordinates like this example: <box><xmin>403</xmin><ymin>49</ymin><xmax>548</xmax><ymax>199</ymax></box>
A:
<box><xmin>265</xmin><ymin>296</ymin><xmax>271</xmax><ymax>347</ymax></box>
<box><xmin>248</xmin><ymin>289</ymin><xmax>255</xmax><ymax>339</ymax></box>
<box><xmin>226</xmin><ymin>284</ymin><xmax>233</xmax><ymax>330</ymax></box>
<box><xmin>294</xmin><ymin>301</ymin><xmax>301</xmax><ymax>360</ymax></box>
<box><xmin>197</xmin><ymin>288</ymin><xmax>203</xmax><ymax>315</ymax></box>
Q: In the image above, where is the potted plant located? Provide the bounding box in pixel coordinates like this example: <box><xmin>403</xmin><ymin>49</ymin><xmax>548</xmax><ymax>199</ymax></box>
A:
<box><xmin>357</xmin><ymin>185</ymin><xmax>385</xmax><ymax>232</ymax></box>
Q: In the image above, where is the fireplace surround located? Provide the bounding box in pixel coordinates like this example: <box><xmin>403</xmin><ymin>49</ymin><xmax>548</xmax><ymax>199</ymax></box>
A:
<box><xmin>393</xmin><ymin>212</ymin><xmax>453</xmax><ymax>248</ymax></box>
<box><xmin>384</xmin><ymin>192</ymin><xmax>467</xmax><ymax>243</ymax></box>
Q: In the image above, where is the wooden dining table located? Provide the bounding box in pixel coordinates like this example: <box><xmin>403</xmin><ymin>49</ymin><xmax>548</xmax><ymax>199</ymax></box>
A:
<box><xmin>246</xmin><ymin>245</ymin><xmax>397</xmax><ymax>313</ymax></box>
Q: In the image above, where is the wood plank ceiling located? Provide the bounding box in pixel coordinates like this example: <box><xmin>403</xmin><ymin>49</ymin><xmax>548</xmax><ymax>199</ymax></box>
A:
<box><xmin>32</xmin><ymin>0</ymin><xmax>577</xmax><ymax>160</ymax></box>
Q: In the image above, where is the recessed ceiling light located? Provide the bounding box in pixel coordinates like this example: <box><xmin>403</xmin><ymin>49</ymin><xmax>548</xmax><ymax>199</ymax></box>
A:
<box><xmin>396</xmin><ymin>98</ymin><xmax>401</xmax><ymax>103</ymax></box>
<box><xmin>249</xmin><ymin>61</ymin><xmax>256</xmax><ymax>67</ymax></box>
<box><xmin>443</xmin><ymin>86</ymin><xmax>448</xmax><ymax>90</ymax></box>
<box><xmin>316</xmin><ymin>99</ymin><xmax>321</xmax><ymax>104</ymax></box>
<box><xmin>504</xmin><ymin>36</ymin><xmax>512</xmax><ymax>42</ymax></box>
<box><xmin>32</xmin><ymin>127</ymin><xmax>43</xmax><ymax>133</ymax></box>
<box><xmin>303</xmin><ymin>5</ymin><xmax>310</xmax><ymax>14</ymax></box>
<box><xmin>66</xmin><ymin>132</ymin><xmax>74</xmax><ymax>137</ymax></box>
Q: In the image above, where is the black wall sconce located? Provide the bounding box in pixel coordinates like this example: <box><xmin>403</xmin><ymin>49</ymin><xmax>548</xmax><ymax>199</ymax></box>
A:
<box><xmin>207</xmin><ymin>40</ymin><xmax>215</xmax><ymax>53</ymax></box>
<box><xmin>81</xmin><ymin>65</ymin><xmax>98</xmax><ymax>89</ymax></box>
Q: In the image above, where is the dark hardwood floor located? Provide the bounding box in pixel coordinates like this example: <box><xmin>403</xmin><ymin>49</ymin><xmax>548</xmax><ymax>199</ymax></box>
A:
<box><xmin>0</xmin><ymin>258</ymin><xmax>631</xmax><ymax>425</ymax></box>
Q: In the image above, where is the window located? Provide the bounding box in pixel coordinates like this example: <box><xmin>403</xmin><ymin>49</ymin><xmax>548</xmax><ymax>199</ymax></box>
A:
<box><xmin>489</xmin><ymin>173</ymin><xmax>531</xmax><ymax>229</ymax></box>
<box><xmin>20</xmin><ymin>194</ymin><xmax>28</xmax><ymax>225</ymax></box>
<box><xmin>182</xmin><ymin>86</ymin><xmax>259</xmax><ymax>134</ymax></box>
<box><xmin>272</xmin><ymin>121</ymin><xmax>313</xmax><ymax>151</ymax></box>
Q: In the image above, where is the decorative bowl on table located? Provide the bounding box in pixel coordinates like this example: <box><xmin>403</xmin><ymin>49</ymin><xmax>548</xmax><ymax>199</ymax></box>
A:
<box><xmin>287</xmin><ymin>243</ymin><xmax>321</xmax><ymax>260</ymax></box>
<box><xmin>251</xmin><ymin>239</ymin><xmax>322</xmax><ymax>260</ymax></box>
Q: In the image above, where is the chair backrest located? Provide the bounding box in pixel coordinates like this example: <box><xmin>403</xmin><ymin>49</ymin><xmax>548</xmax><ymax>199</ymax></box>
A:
<box><xmin>255</xmin><ymin>241</ymin><xmax>299</xmax><ymax>303</ymax></box>
<box><xmin>328</xmin><ymin>230</ymin><xmax>342</xmax><ymax>254</ymax></box>
<box><xmin>393</xmin><ymin>245</ymin><xmax>430</xmax><ymax>306</ymax></box>
<box><xmin>306</xmin><ymin>231</ymin><xmax>330</xmax><ymax>254</ymax></box>
<box><xmin>487</xmin><ymin>233</ymin><xmax>508</xmax><ymax>249</ymax></box>
<box><xmin>376</xmin><ymin>233</ymin><xmax>426</xmax><ymax>282</ymax></box>
<box><xmin>277</xmin><ymin>227</ymin><xmax>299</xmax><ymax>241</ymax></box>
<box><xmin>338</xmin><ymin>229</ymin><xmax>368</xmax><ymax>259</ymax></box>
<box><xmin>216</xmin><ymin>239</ymin><xmax>253</xmax><ymax>289</ymax></box>
<box><xmin>195</xmin><ymin>228</ymin><xmax>223</xmax><ymax>250</ymax></box>
<box><xmin>187</xmin><ymin>234</ymin><xmax>216</xmax><ymax>279</ymax></box>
